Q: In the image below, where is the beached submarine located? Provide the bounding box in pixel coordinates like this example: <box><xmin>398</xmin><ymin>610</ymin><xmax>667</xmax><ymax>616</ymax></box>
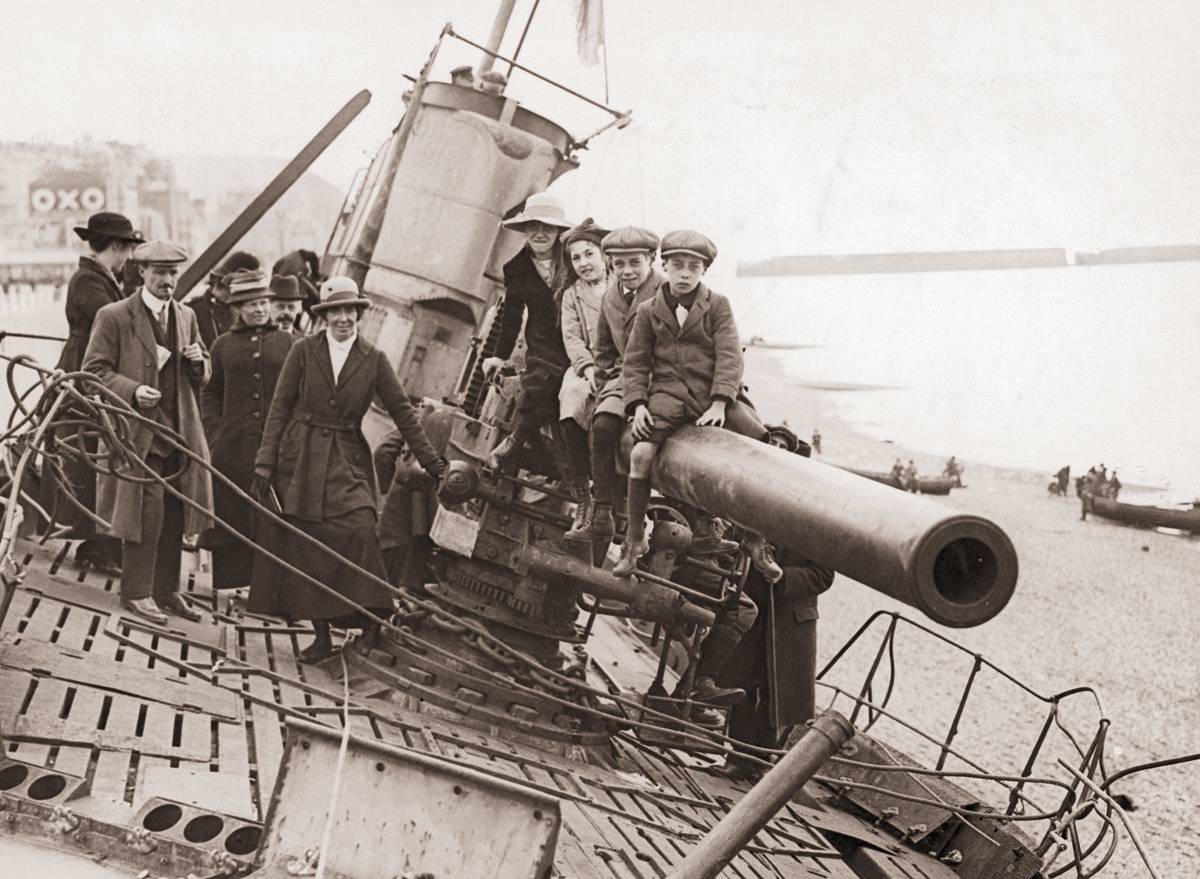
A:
<box><xmin>0</xmin><ymin>17</ymin><xmax>1065</xmax><ymax>879</ymax></box>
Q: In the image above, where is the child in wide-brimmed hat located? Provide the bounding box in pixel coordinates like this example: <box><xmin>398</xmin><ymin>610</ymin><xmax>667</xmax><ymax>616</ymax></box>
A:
<box><xmin>483</xmin><ymin>192</ymin><xmax>575</xmax><ymax>473</ymax></box>
<box><xmin>612</xmin><ymin>230</ymin><xmax>782</xmax><ymax>583</ymax></box>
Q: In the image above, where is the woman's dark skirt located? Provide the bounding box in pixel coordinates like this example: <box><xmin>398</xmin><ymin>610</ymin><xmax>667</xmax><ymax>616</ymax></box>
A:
<box><xmin>38</xmin><ymin>423</ymin><xmax>103</xmax><ymax>535</ymax></box>
<box><xmin>247</xmin><ymin>506</ymin><xmax>392</xmax><ymax>626</ymax></box>
<box><xmin>197</xmin><ymin>453</ymin><xmax>259</xmax><ymax>589</ymax></box>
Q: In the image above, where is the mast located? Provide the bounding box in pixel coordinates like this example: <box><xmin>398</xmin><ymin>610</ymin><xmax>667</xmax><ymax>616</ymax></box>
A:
<box><xmin>476</xmin><ymin>0</ymin><xmax>517</xmax><ymax>76</ymax></box>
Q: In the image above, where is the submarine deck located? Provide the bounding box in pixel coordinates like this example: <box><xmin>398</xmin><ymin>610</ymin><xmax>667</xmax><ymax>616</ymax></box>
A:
<box><xmin>0</xmin><ymin>536</ymin><xmax>968</xmax><ymax>878</ymax></box>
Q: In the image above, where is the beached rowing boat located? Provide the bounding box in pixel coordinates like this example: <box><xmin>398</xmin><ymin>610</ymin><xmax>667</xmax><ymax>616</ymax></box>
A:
<box><xmin>837</xmin><ymin>465</ymin><xmax>956</xmax><ymax>495</ymax></box>
<box><xmin>1089</xmin><ymin>496</ymin><xmax>1200</xmax><ymax>533</ymax></box>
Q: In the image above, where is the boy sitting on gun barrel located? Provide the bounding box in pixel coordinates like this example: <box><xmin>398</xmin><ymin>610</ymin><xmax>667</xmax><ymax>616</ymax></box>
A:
<box><xmin>612</xmin><ymin>230</ymin><xmax>782</xmax><ymax>582</ymax></box>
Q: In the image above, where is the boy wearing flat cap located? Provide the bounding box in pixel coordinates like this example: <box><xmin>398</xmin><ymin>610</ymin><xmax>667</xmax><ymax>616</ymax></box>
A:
<box><xmin>613</xmin><ymin>230</ymin><xmax>782</xmax><ymax>582</ymax></box>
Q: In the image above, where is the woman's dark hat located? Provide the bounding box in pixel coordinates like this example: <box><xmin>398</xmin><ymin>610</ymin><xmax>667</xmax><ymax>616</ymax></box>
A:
<box><xmin>209</xmin><ymin>251</ymin><xmax>260</xmax><ymax>287</ymax></box>
<box><xmin>224</xmin><ymin>269</ymin><xmax>270</xmax><ymax>305</ymax></box>
<box><xmin>562</xmin><ymin>218</ymin><xmax>611</xmax><ymax>250</ymax></box>
<box><xmin>73</xmin><ymin>212</ymin><xmax>144</xmax><ymax>244</ymax></box>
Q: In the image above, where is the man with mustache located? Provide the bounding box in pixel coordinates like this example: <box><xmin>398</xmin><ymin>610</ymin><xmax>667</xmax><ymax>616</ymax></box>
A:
<box><xmin>83</xmin><ymin>240</ymin><xmax>212</xmax><ymax>625</ymax></box>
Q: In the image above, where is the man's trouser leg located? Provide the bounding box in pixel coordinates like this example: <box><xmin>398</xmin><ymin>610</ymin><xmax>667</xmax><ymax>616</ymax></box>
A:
<box><xmin>152</xmin><ymin>471</ymin><xmax>185</xmax><ymax>601</ymax></box>
<box><xmin>694</xmin><ymin>591</ymin><xmax>758</xmax><ymax>682</ymax></box>
<box><xmin>121</xmin><ymin>458</ymin><xmax>166</xmax><ymax>601</ymax></box>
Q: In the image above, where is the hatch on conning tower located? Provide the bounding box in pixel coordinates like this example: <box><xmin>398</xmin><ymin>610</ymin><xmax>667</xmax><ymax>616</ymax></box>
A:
<box><xmin>322</xmin><ymin>73</ymin><xmax>579</xmax><ymax>408</ymax></box>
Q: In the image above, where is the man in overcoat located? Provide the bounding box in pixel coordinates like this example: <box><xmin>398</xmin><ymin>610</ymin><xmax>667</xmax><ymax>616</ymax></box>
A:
<box><xmin>82</xmin><ymin>240</ymin><xmax>213</xmax><ymax>625</ymax></box>
<box><xmin>718</xmin><ymin>438</ymin><xmax>834</xmax><ymax>779</ymax></box>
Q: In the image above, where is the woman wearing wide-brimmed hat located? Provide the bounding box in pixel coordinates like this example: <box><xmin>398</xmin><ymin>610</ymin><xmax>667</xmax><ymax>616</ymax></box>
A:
<box><xmin>41</xmin><ymin>212</ymin><xmax>144</xmax><ymax>572</ymax></box>
<box><xmin>198</xmin><ymin>269</ymin><xmax>297</xmax><ymax>589</ymax></box>
<box><xmin>250</xmin><ymin>276</ymin><xmax>446</xmax><ymax>662</ymax></box>
<box><xmin>481</xmin><ymin>192</ymin><xmax>573</xmax><ymax>471</ymax></box>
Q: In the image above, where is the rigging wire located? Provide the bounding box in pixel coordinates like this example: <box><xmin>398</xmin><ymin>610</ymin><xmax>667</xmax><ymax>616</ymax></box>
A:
<box><xmin>506</xmin><ymin>0</ymin><xmax>541</xmax><ymax>76</ymax></box>
<box><xmin>583</xmin><ymin>127</ymin><xmax>615</xmax><ymax>214</ymax></box>
<box><xmin>314</xmin><ymin>651</ymin><xmax>353</xmax><ymax>879</ymax></box>
<box><xmin>0</xmin><ymin>352</ymin><xmax>1170</xmax><ymax>875</ymax></box>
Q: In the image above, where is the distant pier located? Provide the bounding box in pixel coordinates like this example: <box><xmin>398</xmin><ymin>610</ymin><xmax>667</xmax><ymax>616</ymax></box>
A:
<box><xmin>737</xmin><ymin>244</ymin><xmax>1200</xmax><ymax>277</ymax></box>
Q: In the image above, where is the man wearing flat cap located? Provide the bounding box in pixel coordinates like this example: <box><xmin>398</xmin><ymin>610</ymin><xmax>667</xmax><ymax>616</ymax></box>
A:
<box><xmin>189</xmin><ymin>251</ymin><xmax>260</xmax><ymax>349</ymax></box>
<box><xmin>83</xmin><ymin>240</ymin><xmax>213</xmax><ymax>625</ymax></box>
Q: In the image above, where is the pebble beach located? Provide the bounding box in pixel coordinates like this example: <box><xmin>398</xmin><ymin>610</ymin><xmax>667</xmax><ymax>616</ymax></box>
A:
<box><xmin>744</xmin><ymin>347</ymin><xmax>1199</xmax><ymax>877</ymax></box>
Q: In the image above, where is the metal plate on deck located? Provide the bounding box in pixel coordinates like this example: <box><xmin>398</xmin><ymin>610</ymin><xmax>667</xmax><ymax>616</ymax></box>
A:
<box><xmin>258</xmin><ymin>718</ymin><xmax>560</xmax><ymax>878</ymax></box>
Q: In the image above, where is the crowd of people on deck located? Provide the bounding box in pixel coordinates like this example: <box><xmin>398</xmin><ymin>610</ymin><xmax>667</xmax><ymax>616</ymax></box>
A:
<box><xmin>39</xmin><ymin>200</ymin><xmax>831</xmax><ymax>764</ymax></box>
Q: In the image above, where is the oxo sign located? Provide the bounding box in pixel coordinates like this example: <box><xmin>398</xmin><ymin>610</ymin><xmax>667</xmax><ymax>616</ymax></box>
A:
<box><xmin>29</xmin><ymin>170</ymin><xmax>107</xmax><ymax>214</ymax></box>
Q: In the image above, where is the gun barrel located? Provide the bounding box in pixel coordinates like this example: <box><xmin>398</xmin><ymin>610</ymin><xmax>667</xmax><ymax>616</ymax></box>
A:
<box><xmin>516</xmin><ymin>545</ymin><xmax>715</xmax><ymax>629</ymax></box>
<box><xmin>653</xmin><ymin>427</ymin><xmax>1017</xmax><ymax>627</ymax></box>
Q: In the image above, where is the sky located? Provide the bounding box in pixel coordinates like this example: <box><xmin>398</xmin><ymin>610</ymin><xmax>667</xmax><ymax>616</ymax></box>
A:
<box><xmin>9</xmin><ymin>0</ymin><xmax>1200</xmax><ymax>269</ymax></box>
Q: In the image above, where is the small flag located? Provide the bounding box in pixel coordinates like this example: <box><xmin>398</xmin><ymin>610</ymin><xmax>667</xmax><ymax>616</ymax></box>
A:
<box><xmin>573</xmin><ymin>0</ymin><xmax>605</xmax><ymax>67</ymax></box>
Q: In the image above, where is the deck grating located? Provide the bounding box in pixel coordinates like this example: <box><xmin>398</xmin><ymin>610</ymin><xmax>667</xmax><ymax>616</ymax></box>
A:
<box><xmin>0</xmin><ymin>539</ymin><xmax>863</xmax><ymax>875</ymax></box>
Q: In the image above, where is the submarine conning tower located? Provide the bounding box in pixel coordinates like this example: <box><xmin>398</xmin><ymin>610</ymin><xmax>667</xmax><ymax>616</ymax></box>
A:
<box><xmin>323</xmin><ymin>73</ymin><xmax>579</xmax><ymax>431</ymax></box>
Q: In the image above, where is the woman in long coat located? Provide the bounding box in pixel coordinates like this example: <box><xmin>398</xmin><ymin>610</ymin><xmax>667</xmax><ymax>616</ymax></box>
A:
<box><xmin>198</xmin><ymin>270</ymin><xmax>294</xmax><ymax>588</ymax></box>
<box><xmin>250</xmin><ymin>277</ymin><xmax>445</xmax><ymax>662</ymax></box>
<box><xmin>43</xmin><ymin>212</ymin><xmax>142</xmax><ymax>572</ymax></box>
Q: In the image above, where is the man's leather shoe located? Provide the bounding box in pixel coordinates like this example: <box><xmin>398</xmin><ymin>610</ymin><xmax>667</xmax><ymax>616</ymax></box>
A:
<box><xmin>689</xmin><ymin>535</ymin><xmax>740</xmax><ymax>556</ymax></box>
<box><xmin>121</xmin><ymin>597</ymin><xmax>168</xmax><ymax>625</ymax></box>
<box><xmin>715</xmin><ymin>759</ymin><xmax>763</xmax><ymax>783</ymax></box>
<box><xmin>75</xmin><ymin>543</ymin><xmax>121</xmax><ymax>576</ymax></box>
<box><xmin>158</xmin><ymin>593</ymin><xmax>202</xmax><ymax>622</ymax></box>
<box><xmin>691</xmin><ymin>676</ymin><xmax>746</xmax><ymax>706</ymax></box>
<box><xmin>299</xmin><ymin>639</ymin><xmax>338</xmax><ymax>664</ymax></box>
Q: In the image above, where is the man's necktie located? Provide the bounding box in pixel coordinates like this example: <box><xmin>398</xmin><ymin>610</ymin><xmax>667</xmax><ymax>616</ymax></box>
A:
<box><xmin>158</xmin><ymin>306</ymin><xmax>169</xmax><ymax>336</ymax></box>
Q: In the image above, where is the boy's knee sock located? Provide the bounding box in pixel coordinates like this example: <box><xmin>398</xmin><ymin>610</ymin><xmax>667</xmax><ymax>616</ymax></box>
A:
<box><xmin>590</xmin><ymin>413</ymin><xmax>622</xmax><ymax>505</ymax></box>
<box><xmin>625</xmin><ymin>477</ymin><xmax>652</xmax><ymax>540</ymax></box>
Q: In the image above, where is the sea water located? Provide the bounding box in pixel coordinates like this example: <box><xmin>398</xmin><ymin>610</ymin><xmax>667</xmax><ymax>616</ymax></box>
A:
<box><xmin>4</xmin><ymin>266</ymin><xmax>1198</xmax><ymax>497</ymax></box>
<box><xmin>731</xmin><ymin>262</ymin><xmax>1200</xmax><ymax>499</ymax></box>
